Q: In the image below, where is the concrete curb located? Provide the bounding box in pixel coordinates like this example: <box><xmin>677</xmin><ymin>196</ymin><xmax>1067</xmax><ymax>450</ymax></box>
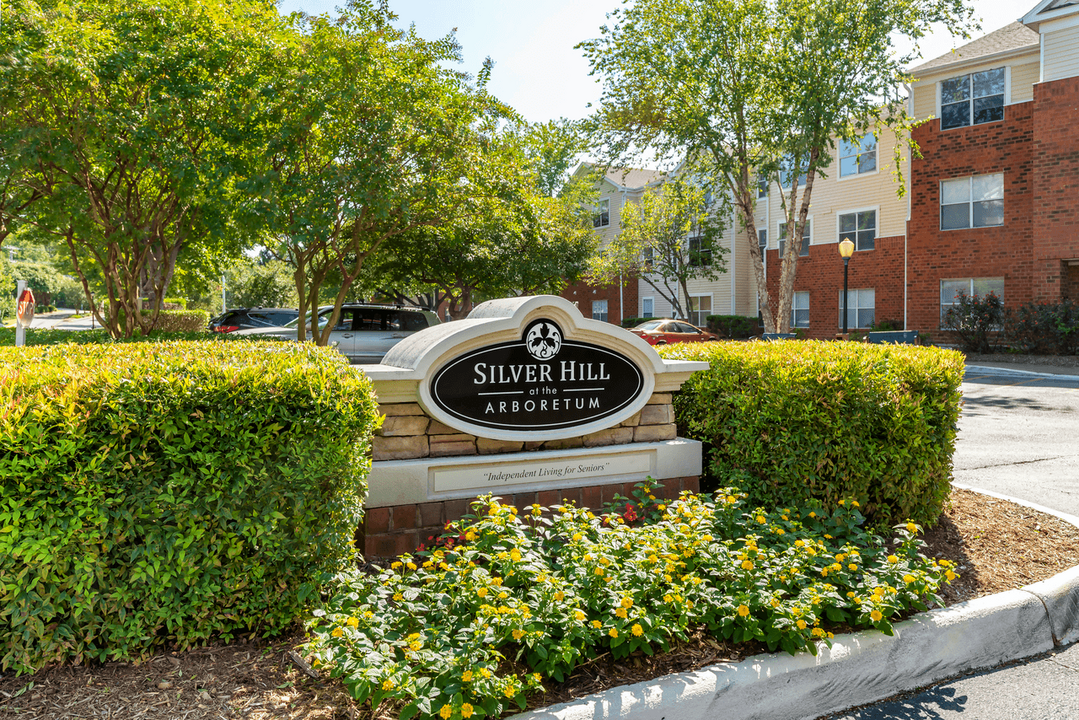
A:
<box><xmin>964</xmin><ymin>364</ymin><xmax>1079</xmax><ymax>380</ymax></box>
<box><xmin>513</xmin><ymin>486</ymin><xmax>1079</xmax><ymax>720</ymax></box>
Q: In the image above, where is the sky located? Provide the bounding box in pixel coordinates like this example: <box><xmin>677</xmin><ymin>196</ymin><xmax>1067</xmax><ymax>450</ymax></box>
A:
<box><xmin>276</xmin><ymin>0</ymin><xmax>1037</xmax><ymax>125</ymax></box>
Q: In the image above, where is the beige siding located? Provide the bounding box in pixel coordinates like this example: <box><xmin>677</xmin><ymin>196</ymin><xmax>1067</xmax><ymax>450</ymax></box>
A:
<box><xmin>911</xmin><ymin>53</ymin><xmax>1040</xmax><ymax>122</ymax></box>
<box><xmin>912</xmin><ymin>81</ymin><xmax>936</xmax><ymax>120</ymax></box>
<box><xmin>1010</xmin><ymin>60</ymin><xmax>1039</xmax><ymax>103</ymax></box>
<box><xmin>1044</xmin><ymin>25</ymin><xmax>1079</xmax><ymax>81</ymax></box>
<box><xmin>753</xmin><ymin>125</ymin><xmax>907</xmax><ymax>250</ymax></box>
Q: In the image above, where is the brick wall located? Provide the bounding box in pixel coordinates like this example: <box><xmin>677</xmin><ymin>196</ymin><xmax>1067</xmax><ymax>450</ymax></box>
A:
<box><xmin>559</xmin><ymin>274</ymin><xmax>639</xmax><ymax>326</ymax></box>
<box><xmin>1032</xmin><ymin>76</ymin><xmax>1079</xmax><ymax>301</ymax></box>
<box><xmin>762</xmin><ymin>236</ymin><xmax>905</xmax><ymax>340</ymax></box>
<box><xmin>361</xmin><ymin>476</ymin><xmax>701</xmax><ymax>558</ymax></box>
<box><xmin>907</xmin><ymin>103</ymin><xmax>1035</xmax><ymax>334</ymax></box>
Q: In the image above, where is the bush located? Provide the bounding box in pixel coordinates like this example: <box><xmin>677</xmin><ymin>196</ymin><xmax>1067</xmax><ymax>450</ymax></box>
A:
<box><xmin>706</xmin><ymin>314</ymin><xmax>759</xmax><ymax>338</ymax></box>
<box><xmin>942</xmin><ymin>291</ymin><xmax>1004</xmax><ymax>354</ymax></box>
<box><xmin>153</xmin><ymin>308</ymin><xmax>210</xmax><ymax>332</ymax></box>
<box><xmin>0</xmin><ymin>327</ymin><xmax>240</xmax><ymax>346</ymax></box>
<box><xmin>1004</xmin><ymin>300</ymin><xmax>1079</xmax><ymax>356</ymax></box>
<box><xmin>620</xmin><ymin>316</ymin><xmax>651</xmax><ymax>328</ymax></box>
<box><xmin>0</xmin><ymin>341</ymin><xmax>379</xmax><ymax>673</ymax></box>
<box><xmin>660</xmin><ymin>341</ymin><xmax>965</xmax><ymax>530</ymax></box>
<box><xmin>305</xmin><ymin>486</ymin><xmax>954</xmax><ymax>719</ymax></box>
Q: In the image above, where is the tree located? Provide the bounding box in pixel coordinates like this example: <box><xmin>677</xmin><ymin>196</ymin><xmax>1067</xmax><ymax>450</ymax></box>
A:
<box><xmin>366</xmin><ymin>122</ymin><xmax>598</xmax><ymax>320</ymax></box>
<box><xmin>581</xmin><ymin>0</ymin><xmax>974</xmax><ymax>333</ymax></box>
<box><xmin>0</xmin><ymin>0</ymin><xmax>279</xmax><ymax>337</ymax></box>
<box><xmin>586</xmin><ymin>175</ymin><xmax>726</xmax><ymax>319</ymax></box>
<box><xmin>225</xmin><ymin>258</ymin><xmax>299</xmax><ymax>309</ymax></box>
<box><xmin>234</xmin><ymin>1</ymin><xmax>497</xmax><ymax>344</ymax></box>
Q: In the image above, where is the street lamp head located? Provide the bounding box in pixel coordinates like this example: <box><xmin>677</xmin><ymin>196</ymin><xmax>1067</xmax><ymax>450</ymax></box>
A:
<box><xmin>838</xmin><ymin>239</ymin><xmax>855</xmax><ymax>259</ymax></box>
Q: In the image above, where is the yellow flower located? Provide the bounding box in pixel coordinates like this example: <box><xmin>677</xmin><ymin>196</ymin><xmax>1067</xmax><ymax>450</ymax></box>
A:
<box><xmin>851</xmin><ymin>500</ymin><xmax>860</xmax><ymax>508</ymax></box>
<box><xmin>903</xmin><ymin>574</ymin><xmax>916</xmax><ymax>584</ymax></box>
<box><xmin>554</xmin><ymin>591</ymin><xmax>565</xmax><ymax>601</ymax></box>
<box><xmin>946</xmin><ymin>570</ymin><xmax>957</xmax><ymax>581</ymax></box>
<box><xmin>509</xmin><ymin>548</ymin><xmax>522</xmax><ymax>562</ymax></box>
<box><xmin>756</xmin><ymin>515</ymin><xmax>766</xmax><ymax>524</ymax></box>
<box><xmin>838</xmin><ymin>499</ymin><xmax>845</xmax><ymax>506</ymax></box>
<box><xmin>480</xmin><ymin>668</ymin><xmax>492</xmax><ymax>679</ymax></box>
<box><xmin>461</xmin><ymin>703</ymin><xmax>474</xmax><ymax>718</ymax></box>
<box><xmin>906</xmin><ymin>522</ymin><xmax>918</xmax><ymax>533</ymax></box>
<box><xmin>594</xmin><ymin>567</ymin><xmax>605</xmax><ymax>576</ymax></box>
<box><xmin>849</xmin><ymin>564</ymin><xmax>858</xmax><ymax>572</ymax></box>
<box><xmin>794</xmin><ymin>539</ymin><xmax>804</xmax><ymax>547</ymax></box>
<box><xmin>504</xmin><ymin>683</ymin><xmax>516</xmax><ymax>698</ymax></box>
<box><xmin>461</xmin><ymin>670</ymin><xmax>473</xmax><ymax>682</ymax></box>
<box><xmin>796</xmin><ymin>619</ymin><xmax>807</xmax><ymax>630</ymax></box>
<box><xmin>870</xmin><ymin>609</ymin><xmax>883</xmax><ymax>622</ymax></box>
<box><xmin>887</xmin><ymin>555</ymin><xmax>899</xmax><ymax>564</ymax></box>
<box><xmin>812</xmin><ymin>627</ymin><xmax>826</xmax><ymax>638</ymax></box>
<box><xmin>574</xmin><ymin>610</ymin><xmax>586</xmax><ymax>622</ymax></box>
<box><xmin>621</xmin><ymin>597</ymin><xmax>634</xmax><ymax>608</ymax></box>
<box><xmin>592</xmin><ymin>620</ymin><xmax>602</xmax><ymax>629</ymax></box>
<box><xmin>572</xmin><ymin>533</ymin><xmax>583</xmax><ymax>542</ymax></box>
<box><xmin>382</xmin><ymin>678</ymin><xmax>395</xmax><ymax>691</ymax></box>
<box><xmin>490</xmin><ymin>577</ymin><xmax>502</xmax><ymax>586</ymax></box>
<box><xmin>331</xmin><ymin>627</ymin><xmax>344</xmax><ymax>638</ymax></box>
<box><xmin>391</xmin><ymin>561</ymin><xmax>402</xmax><ymax>569</ymax></box>
<box><xmin>616</xmin><ymin>608</ymin><xmax>628</xmax><ymax>619</ymax></box>
<box><xmin>512</xmin><ymin>629</ymin><xmax>525</xmax><ymax>641</ymax></box>
<box><xmin>439</xmin><ymin>704</ymin><xmax>453</xmax><ymax>719</ymax></box>
<box><xmin>609</xmin><ymin>628</ymin><xmax>619</xmax><ymax>638</ymax></box>
<box><xmin>465</xmin><ymin>530</ymin><xmax>476</xmax><ymax>542</ymax></box>
<box><xmin>809</xmin><ymin>511</ymin><xmax>817</xmax><ymax>518</ymax></box>
<box><xmin>406</xmin><ymin>562</ymin><xmax>417</xmax><ymax>571</ymax></box>
<box><xmin>477</xmin><ymin>587</ymin><xmax>488</xmax><ymax>598</ymax></box>
<box><xmin>737</xmin><ymin>604</ymin><xmax>750</xmax><ymax>617</ymax></box>
<box><xmin>741</xmin><ymin>560</ymin><xmax>754</xmax><ymax>571</ymax></box>
<box><xmin>631</xmin><ymin>623</ymin><xmax>644</xmax><ymax>637</ymax></box>
<box><xmin>346</xmin><ymin>616</ymin><xmax>359</xmax><ymax>628</ymax></box>
<box><xmin>392</xmin><ymin>592</ymin><xmax>403</xmax><ymax>602</ymax></box>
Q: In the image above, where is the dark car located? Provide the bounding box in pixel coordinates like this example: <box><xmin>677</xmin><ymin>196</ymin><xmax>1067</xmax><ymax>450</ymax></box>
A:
<box><xmin>628</xmin><ymin>318</ymin><xmax>719</xmax><ymax>345</ymax></box>
<box><xmin>209</xmin><ymin>307</ymin><xmax>300</xmax><ymax>333</ymax></box>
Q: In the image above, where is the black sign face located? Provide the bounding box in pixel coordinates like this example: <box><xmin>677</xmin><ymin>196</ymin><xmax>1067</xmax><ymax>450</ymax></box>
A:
<box><xmin>430</xmin><ymin>319</ymin><xmax>645</xmax><ymax>432</ymax></box>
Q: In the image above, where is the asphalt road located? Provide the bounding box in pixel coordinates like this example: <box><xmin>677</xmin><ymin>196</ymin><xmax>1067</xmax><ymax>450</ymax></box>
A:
<box><xmin>821</xmin><ymin>364</ymin><xmax>1079</xmax><ymax>720</ymax></box>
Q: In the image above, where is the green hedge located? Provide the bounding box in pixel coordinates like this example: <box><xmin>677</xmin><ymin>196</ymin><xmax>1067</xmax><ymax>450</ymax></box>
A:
<box><xmin>0</xmin><ymin>341</ymin><xmax>379</xmax><ymax>673</ymax></box>
<box><xmin>154</xmin><ymin>308</ymin><xmax>210</xmax><ymax>332</ymax></box>
<box><xmin>705</xmin><ymin>314</ymin><xmax>759</xmax><ymax>339</ymax></box>
<box><xmin>660</xmin><ymin>341</ymin><xmax>965</xmax><ymax>530</ymax></box>
<box><xmin>0</xmin><ymin>327</ymin><xmax>233</xmax><ymax>346</ymax></box>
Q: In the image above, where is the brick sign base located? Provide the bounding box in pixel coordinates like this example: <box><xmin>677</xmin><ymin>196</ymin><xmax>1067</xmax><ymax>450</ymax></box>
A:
<box><xmin>361</xmin><ymin>475</ymin><xmax>700</xmax><ymax>558</ymax></box>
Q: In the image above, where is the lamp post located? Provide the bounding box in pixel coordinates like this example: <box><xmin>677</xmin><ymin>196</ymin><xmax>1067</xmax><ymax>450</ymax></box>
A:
<box><xmin>838</xmin><ymin>239</ymin><xmax>855</xmax><ymax>336</ymax></box>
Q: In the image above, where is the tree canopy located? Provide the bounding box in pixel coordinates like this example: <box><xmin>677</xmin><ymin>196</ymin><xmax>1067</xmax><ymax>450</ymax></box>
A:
<box><xmin>581</xmin><ymin>0</ymin><xmax>974</xmax><ymax>333</ymax></box>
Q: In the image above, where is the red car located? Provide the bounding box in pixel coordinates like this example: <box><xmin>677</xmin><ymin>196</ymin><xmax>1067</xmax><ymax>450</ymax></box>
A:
<box><xmin>628</xmin><ymin>319</ymin><xmax>719</xmax><ymax>345</ymax></box>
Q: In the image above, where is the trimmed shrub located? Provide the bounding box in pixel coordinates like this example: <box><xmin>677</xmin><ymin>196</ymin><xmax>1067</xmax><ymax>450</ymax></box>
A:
<box><xmin>660</xmin><ymin>341</ymin><xmax>965</xmax><ymax>530</ymax></box>
<box><xmin>153</xmin><ymin>308</ymin><xmax>210</xmax><ymax>332</ymax></box>
<box><xmin>942</xmin><ymin>291</ymin><xmax>1004</xmax><ymax>354</ymax></box>
<box><xmin>620</xmin><ymin>316</ymin><xmax>651</xmax><ymax>328</ymax></box>
<box><xmin>1004</xmin><ymin>300</ymin><xmax>1079</xmax><ymax>356</ymax></box>
<box><xmin>0</xmin><ymin>327</ymin><xmax>239</xmax><ymax>346</ymax></box>
<box><xmin>706</xmin><ymin>314</ymin><xmax>759</xmax><ymax>339</ymax></box>
<box><xmin>0</xmin><ymin>341</ymin><xmax>379</xmax><ymax>673</ymax></box>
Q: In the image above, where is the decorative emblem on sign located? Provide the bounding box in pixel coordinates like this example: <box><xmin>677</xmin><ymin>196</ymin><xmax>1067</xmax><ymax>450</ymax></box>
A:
<box><xmin>525</xmin><ymin>320</ymin><xmax>561</xmax><ymax>360</ymax></box>
<box><xmin>429</xmin><ymin>317</ymin><xmax>644</xmax><ymax>433</ymax></box>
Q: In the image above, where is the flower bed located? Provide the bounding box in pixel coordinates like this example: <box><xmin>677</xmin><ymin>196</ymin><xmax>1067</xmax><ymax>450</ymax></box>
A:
<box><xmin>305</xmin><ymin>481</ymin><xmax>955</xmax><ymax>720</ymax></box>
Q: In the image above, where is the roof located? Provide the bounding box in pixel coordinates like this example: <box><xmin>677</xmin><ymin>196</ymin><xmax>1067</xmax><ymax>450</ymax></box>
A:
<box><xmin>1022</xmin><ymin>0</ymin><xmax>1079</xmax><ymax>31</ymax></box>
<box><xmin>910</xmin><ymin>22</ymin><xmax>1039</xmax><ymax>75</ymax></box>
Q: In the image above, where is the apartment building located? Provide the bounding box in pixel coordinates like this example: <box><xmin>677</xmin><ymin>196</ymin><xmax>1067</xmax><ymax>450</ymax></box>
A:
<box><xmin>570</xmin><ymin>1</ymin><xmax>1079</xmax><ymax>338</ymax></box>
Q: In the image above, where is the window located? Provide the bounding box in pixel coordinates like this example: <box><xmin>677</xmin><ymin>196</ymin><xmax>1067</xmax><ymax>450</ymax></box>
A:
<box><xmin>688</xmin><ymin>236</ymin><xmax>712</xmax><ymax>266</ymax></box>
<box><xmin>791</xmin><ymin>291</ymin><xmax>809</xmax><ymax>328</ymax></box>
<box><xmin>778</xmin><ymin>155</ymin><xmax>799</xmax><ymax>188</ymax></box>
<box><xmin>592</xmin><ymin>198</ymin><xmax>610</xmax><ymax>228</ymax></box>
<box><xmin>941</xmin><ymin>174</ymin><xmax>1003</xmax><ymax>230</ymax></box>
<box><xmin>757</xmin><ymin>176</ymin><xmax>768</xmax><ymax>198</ymax></box>
<box><xmin>641</xmin><ymin>297</ymin><xmax>654</xmax><ymax>318</ymax></box>
<box><xmin>592</xmin><ymin>299</ymin><xmax>608</xmax><ymax>323</ymax></box>
<box><xmin>838</xmin><ymin>210</ymin><xmax>876</xmax><ymax>251</ymax></box>
<box><xmin>778</xmin><ymin>219</ymin><xmax>811</xmax><ymax>257</ymax></box>
<box><xmin>941</xmin><ymin>67</ymin><xmax>1005</xmax><ymax>130</ymax></box>
<box><xmin>839</xmin><ymin>135</ymin><xmax>877</xmax><ymax>177</ymax></box>
<box><xmin>641</xmin><ymin>245</ymin><xmax>654</xmax><ymax>269</ymax></box>
<box><xmin>940</xmin><ymin>277</ymin><xmax>1004</xmax><ymax>326</ymax></box>
<box><xmin>838</xmin><ymin>288</ymin><xmax>875</xmax><ymax>329</ymax></box>
<box><xmin>688</xmin><ymin>295</ymin><xmax>711</xmax><ymax>328</ymax></box>
<box><xmin>758</xmin><ymin>229</ymin><xmax>768</xmax><ymax>271</ymax></box>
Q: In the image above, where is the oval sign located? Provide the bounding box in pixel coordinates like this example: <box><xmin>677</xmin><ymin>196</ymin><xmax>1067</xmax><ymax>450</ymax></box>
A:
<box><xmin>430</xmin><ymin>319</ymin><xmax>644</xmax><ymax>432</ymax></box>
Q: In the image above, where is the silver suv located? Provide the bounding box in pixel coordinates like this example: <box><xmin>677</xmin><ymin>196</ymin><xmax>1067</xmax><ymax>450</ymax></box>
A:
<box><xmin>236</xmin><ymin>304</ymin><xmax>440</xmax><ymax>364</ymax></box>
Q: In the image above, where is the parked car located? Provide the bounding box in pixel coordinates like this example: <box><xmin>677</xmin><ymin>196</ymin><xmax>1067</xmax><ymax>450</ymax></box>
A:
<box><xmin>236</xmin><ymin>303</ymin><xmax>440</xmax><ymax>364</ymax></box>
<box><xmin>628</xmin><ymin>318</ymin><xmax>718</xmax><ymax>345</ymax></box>
<box><xmin>209</xmin><ymin>307</ymin><xmax>299</xmax><ymax>333</ymax></box>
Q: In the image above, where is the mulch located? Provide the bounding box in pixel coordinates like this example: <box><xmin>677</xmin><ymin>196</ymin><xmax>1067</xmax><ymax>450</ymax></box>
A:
<box><xmin>2</xmin><ymin>487</ymin><xmax>1077</xmax><ymax>720</ymax></box>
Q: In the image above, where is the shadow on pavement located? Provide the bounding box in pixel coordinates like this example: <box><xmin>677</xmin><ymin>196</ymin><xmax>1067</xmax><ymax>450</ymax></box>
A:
<box><xmin>835</xmin><ymin>684</ymin><xmax>968</xmax><ymax>719</ymax></box>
